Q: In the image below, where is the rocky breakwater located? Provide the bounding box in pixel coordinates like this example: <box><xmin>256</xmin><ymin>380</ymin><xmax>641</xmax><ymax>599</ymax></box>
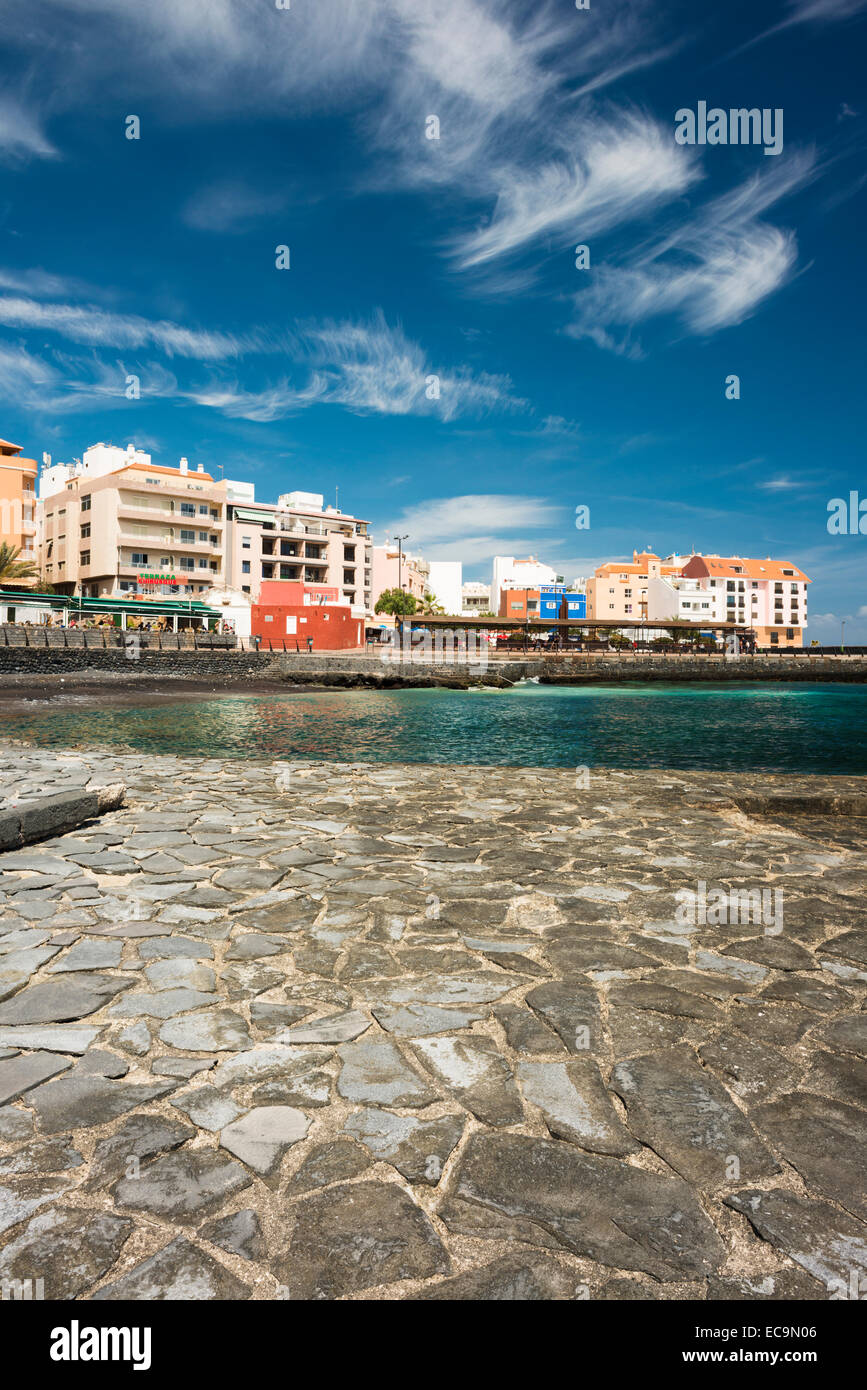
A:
<box><xmin>0</xmin><ymin>745</ymin><xmax>865</xmax><ymax>1300</ymax></box>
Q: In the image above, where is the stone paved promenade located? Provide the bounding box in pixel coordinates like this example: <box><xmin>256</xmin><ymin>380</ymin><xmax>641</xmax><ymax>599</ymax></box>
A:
<box><xmin>0</xmin><ymin>743</ymin><xmax>865</xmax><ymax>1300</ymax></box>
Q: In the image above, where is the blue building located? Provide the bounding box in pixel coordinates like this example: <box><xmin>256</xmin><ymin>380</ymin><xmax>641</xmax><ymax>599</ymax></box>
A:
<box><xmin>539</xmin><ymin>585</ymin><xmax>586</xmax><ymax>620</ymax></box>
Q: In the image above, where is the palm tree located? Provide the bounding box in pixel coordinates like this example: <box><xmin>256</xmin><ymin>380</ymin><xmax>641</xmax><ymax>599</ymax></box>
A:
<box><xmin>0</xmin><ymin>543</ymin><xmax>39</xmax><ymax>584</ymax></box>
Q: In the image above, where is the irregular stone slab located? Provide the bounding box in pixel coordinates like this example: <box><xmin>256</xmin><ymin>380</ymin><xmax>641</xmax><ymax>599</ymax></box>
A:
<box><xmin>0</xmin><ymin>1106</ymin><xmax>33</xmax><ymax>1141</ymax></box>
<box><xmin>694</xmin><ymin>950</ymin><xmax>768</xmax><ymax>984</ymax></box>
<box><xmin>0</xmin><ymin>1136</ymin><xmax>84</xmax><ymax>1176</ymax></box>
<box><xmin>494</xmin><ymin>1003</ymin><xmax>566</xmax><ymax>1055</ymax></box>
<box><xmin>725</xmin><ymin>1188</ymin><xmax>867</xmax><ymax>1291</ymax></box>
<box><xmin>48</xmin><ymin>940</ymin><xmax>123</xmax><ymax>973</ymax></box>
<box><xmin>211</xmin><ymin>1045</ymin><xmax>332</xmax><ymax>1089</ymax></box>
<box><xmin>820</xmin><ymin>930</ymin><xmax>867</xmax><ymax>967</ymax></box>
<box><xmin>411</xmin><ymin>1254</ymin><xmax>582</xmax><ymax>1301</ymax></box>
<box><xmin>93</xmin><ymin>1235</ymin><xmax>251</xmax><ymax>1300</ymax></box>
<box><xmin>0</xmin><ymin>1207</ymin><xmax>132</xmax><ymax>1298</ymax></box>
<box><xmin>760</xmin><ymin>976</ymin><xmax>852</xmax><ymax>1013</ymax></box>
<box><xmin>0</xmin><ymin>1025</ymin><xmax>102</xmax><ymax>1055</ymax></box>
<box><xmin>73</xmin><ymin>1049</ymin><xmax>129</xmax><ymax>1078</ymax></box>
<box><xmin>343</xmin><ymin>1108</ymin><xmax>464</xmax><ymax>1185</ymax></box>
<box><xmin>445</xmin><ymin>1132</ymin><xmax>724</xmax><ymax>1281</ymax></box>
<box><xmin>803</xmin><ymin>1050</ymin><xmax>867</xmax><ymax>1110</ymax></box>
<box><xmin>252</xmin><ymin>1065</ymin><xmax>331</xmax><ymax>1108</ymax></box>
<box><xmin>138</xmin><ymin>937</ymin><xmax>214</xmax><ymax>961</ymax></box>
<box><xmin>608</xmin><ymin>1007</ymin><xmax>695</xmax><ymax>1058</ymax></box>
<box><xmin>28</xmin><ymin>1074</ymin><xmax>176</xmax><ymax>1134</ymax></box>
<box><xmin>0</xmin><ymin>1050</ymin><xmax>74</xmax><ymax>1105</ymax></box>
<box><xmin>145</xmin><ymin>958</ymin><xmax>217</xmax><ymax>992</ymax></box>
<box><xmin>87</xmin><ymin>921</ymin><xmax>170</xmax><ymax>938</ymax></box>
<box><xmin>372</xmin><ymin>1003</ymin><xmax>489</xmax><ymax>1037</ymax></box>
<box><xmin>608</xmin><ymin>981</ymin><xmax>721</xmax><ymax>1022</ymax></box>
<box><xmin>250</xmin><ymin>1001</ymin><xmax>312</xmax><ymax>1031</ymax></box>
<box><xmin>337</xmin><ymin>1039</ymin><xmax>437</xmax><ymax>1108</ymax></box>
<box><xmin>220</xmin><ymin>1106</ymin><xmax>310</xmax><ymax>1174</ymax></box>
<box><xmin>285</xmin><ymin>1140</ymin><xmax>372</xmax><ymax>1195</ymax></box>
<box><xmin>0</xmin><ymin>1174</ymin><xmax>73</xmax><ymax>1236</ymax></box>
<box><xmin>108</xmin><ymin>988</ymin><xmax>220</xmax><ymax>1020</ymax></box>
<box><xmin>707</xmin><ymin>1270</ymin><xmax>827</xmax><ymax>1300</ymax></box>
<box><xmin>0</xmin><ymin>973</ymin><xmax>131</xmax><ymax>1025</ymax></box>
<box><xmin>170</xmin><ymin>1086</ymin><xmax>244</xmax><ymax>1133</ymax></box>
<box><xmin>611</xmin><ymin>1046</ymin><xmax>779</xmax><ymax>1189</ymax></box>
<box><xmin>367</xmin><ymin>972</ymin><xmax>520</xmax><ymax>1007</ymax></box>
<box><xmin>753</xmin><ymin>1091</ymin><xmax>867</xmax><ymax>1221</ymax></box>
<box><xmin>198</xmin><ymin>1209</ymin><xmax>264</xmax><ymax>1262</ymax></box>
<box><xmin>698</xmin><ymin>1032</ymin><xmax>798</xmax><ymax>1101</ymax></box>
<box><xmin>221</xmin><ymin>962</ymin><xmax>284</xmax><ymax>998</ymax></box>
<box><xmin>112</xmin><ymin>1150</ymin><xmax>252</xmax><ymax>1221</ymax></box>
<box><xmin>115</xmin><ymin>1021</ymin><xmax>151</xmax><ymax>1055</ymax></box>
<box><xmin>518</xmin><ymin>1059</ymin><xmax>639</xmax><ymax>1156</ymax></box>
<box><xmin>410</xmin><ymin>1036</ymin><xmax>522</xmax><ymax>1126</ymax></box>
<box><xmin>276</xmin><ymin>1180</ymin><xmax>449</xmax><ymax>1298</ymax></box>
<box><xmin>152</xmin><ymin>1056</ymin><xmax>216</xmax><ymax>1078</ymax></box>
<box><xmin>722</xmin><ymin>936</ymin><xmax>817</xmax><ymax>972</ymax></box>
<box><xmin>524</xmin><ymin>982</ymin><xmax>602</xmax><ymax>1053</ymax></box>
<box><xmin>86</xmin><ymin>1114</ymin><xmax>195</xmax><ymax>1190</ymax></box>
<box><xmin>225</xmin><ymin>934</ymin><xmax>286</xmax><ymax>960</ymax></box>
<box><xmin>278</xmin><ymin>1010</ymin><xmax>371</xmax><ymax>1045</ymax></box>
<box><xmin>813</xmin><ymin>1015</ymin><xmax>867</xmax><ymax>1058</ymax></box>
<box><xmin>159</xmin><ymin>1008</ymin><xmax>251</xmax><ymax>1053</ymax></box>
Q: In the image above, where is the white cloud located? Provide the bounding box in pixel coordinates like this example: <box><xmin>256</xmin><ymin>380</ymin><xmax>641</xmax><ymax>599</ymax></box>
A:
<box><xmin>181</xmin><ymin>181</ymin><xmax>287</xmax><ymax>233</ymax></box>
<box><xmin>382</xmin><ymin>494</ymin><xmax>562</xmax><ymax>559</ymax></box>
<box><xmin>0</xmin><ymin>294</ymin><xmax>255</xmax><ymax>358</ymax></box>
<box><xmin>0</xmin><ymin>95</ymin><xmax>57</xmax><ymax>162</ymax></box>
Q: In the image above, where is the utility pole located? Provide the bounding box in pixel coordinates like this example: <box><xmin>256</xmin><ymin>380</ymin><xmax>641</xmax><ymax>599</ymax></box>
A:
<box><xmin>393</xmin><ymin>534</ymin><xmax>409</xmax><ymax>602</ymax></box>
<box><xmin>841</xmin><ymin>620</ymin><xmax>846</xmax><ymax>654</ymax></box>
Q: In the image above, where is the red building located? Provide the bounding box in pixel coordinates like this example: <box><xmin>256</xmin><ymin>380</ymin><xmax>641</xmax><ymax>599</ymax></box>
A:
<box><xmin>251</xmin><ymin>581</ymin><xmax>364</xmax><ymax>650</ymax></box>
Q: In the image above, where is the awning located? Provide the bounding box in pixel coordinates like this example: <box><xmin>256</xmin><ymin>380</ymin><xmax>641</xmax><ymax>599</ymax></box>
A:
<box><xmin>231</xmin><ymin>508</ymin><xmax>274</xmax><ymax>524</ymax></box>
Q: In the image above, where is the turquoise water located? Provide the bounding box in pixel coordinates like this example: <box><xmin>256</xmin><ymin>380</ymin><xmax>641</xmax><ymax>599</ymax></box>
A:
<box><xmin>3</xmin><ymin>682</ymin><xmax>866</xmax><ymax>772</ymax></box>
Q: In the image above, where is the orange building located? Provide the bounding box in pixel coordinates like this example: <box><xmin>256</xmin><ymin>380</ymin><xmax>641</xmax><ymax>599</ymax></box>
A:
<box><xmin>0</xmin><ymin>438</ymin><xmax>38</xmax><ymax>582</ymax></box>
<box><xmin>586</xmin><ymin>551</ymin><xmax>683</xmax><ymax>621</ymax></box>
<box><xmin>252</xmin><ymin>580</ymin><xmax>364</xmax><ymax>650</ymax></box>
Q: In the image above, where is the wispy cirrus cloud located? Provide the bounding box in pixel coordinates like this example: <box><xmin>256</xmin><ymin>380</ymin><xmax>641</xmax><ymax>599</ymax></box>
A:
<box><xmin>380</xmin><ymin>492</ymin><xmax>562</xmax><ymax>561</ymax></box>
<box><xmin>0</xmin><ymin>94</ymin><xmax>57</xmax><ymax>163</ymax></box>
<box><xmin>181</xmin><ymin>180</ymin><xmax>288</xmax><ymax>233</ymax></box>
<box><xmin>0</xmin><ymin>293</ymin><xmax>258</xmax><ymax>359</ymax></box>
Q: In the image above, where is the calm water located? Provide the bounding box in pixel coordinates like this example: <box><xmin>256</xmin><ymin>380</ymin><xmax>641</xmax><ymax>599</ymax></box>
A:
<box><xmin>3</xmin><ymin>682</ymin><xmax>866</xmax><ymax>773</ymax></box>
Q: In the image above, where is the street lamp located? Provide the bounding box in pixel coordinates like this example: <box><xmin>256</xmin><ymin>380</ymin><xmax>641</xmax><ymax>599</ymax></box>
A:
<box><xmin>841</xmin><ymin>620</ymin><xmax>845</xmax><ymax>654</ymax></box>
<box><xmin>393</xmin><ymin>534</ymin><xmax>409</xmax><ymax>601</ymax></box>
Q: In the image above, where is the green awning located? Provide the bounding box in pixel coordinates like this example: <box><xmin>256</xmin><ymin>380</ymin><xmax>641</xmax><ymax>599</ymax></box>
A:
<box><xmin>231</xmin><ymin>508</ymin><xmax>274</xmax><ymax>524</ymax></box>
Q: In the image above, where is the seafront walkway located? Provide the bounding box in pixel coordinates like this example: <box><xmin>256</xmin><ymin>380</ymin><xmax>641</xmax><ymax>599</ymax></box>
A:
<box><xmin>0</xmin><ymin>745</ymin><xmax>865</xmax><ymax>1300</ymax></box>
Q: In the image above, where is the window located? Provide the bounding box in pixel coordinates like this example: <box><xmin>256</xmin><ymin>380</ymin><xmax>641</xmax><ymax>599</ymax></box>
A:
<box><xmin>242</xmin><ymin>585</ymin><xmax>251</xmax><ymax>593</ymax></box>
<box><xmin>180</xmin><ymin>558</ymin><xmax>194</xmax><ymax>571</ymax></box>
<box><xmin>180</xmin><ymin>502</ymin><xmax>195</xmax><ymax>517</ymax></box>
<box><xmin>727</xmin><ymin>581</ymin><xmax>735</xmax><ymax>591</ymax></box>
<box><xmin>770</xmin><ymin>631</ymin><xmax>779</xmax><ymax>644</ymax></box>
<box><xmin>161</xmin><ymin>557</ymin><xmax>172</xmax><ymax>567</ymax></box>
<box><xmin>280</xmin><ymin>565</ymin><xmax>292</xmax><ymax>579</ymax></box>
<box><xmin>80</xmin><ymin>524</ymin><xmax>91</xmax><ymax>538</ymax></box>
<box><xmin>242</xmin><ymin>561</ymin><xmax>251</xmax><ymax>574</ymax></box>
<box><xmin>264</xmin><ymin>614</ymin><xmax>273</xmax><ymax>623</ymax></box>
<box><xmin>198</xmin><ymin>558</ymin><xmax>208</xmax><ymax>568</ymax></box>
<box><xmin>198</xmin><ymin>531</ymin><xmax>209</xmax><ymax>542</ymax></box>
<box><xmin>510</xmin><ymin>602</ymin><xmax>522</xmax><ymax>610</ymax></box>
<box><xmin>624</xmin><ymin>589</ymin><xmax>632</xmax><ymax>598</ymax></box>
<box><xmin>80</xmin><ymin>550</ymin><xmax>91</xmax><ymax>566</ymax></box>
<box><xmin>210</xmin><ymin>509</ymin><xmax>219</xmax><ymax>520</ymax></box>
<box><xmin>180</xmin><ymin>529</ymin><xmax>195</xmax><ymax>543</ymax></box>
<box><xmin>262</xmin><ymin>564</ymin><xmax>274</xmax><ymax>578</ymax></box>
<box><xmin>790</xmin><ymin>583</ymin><xmax>798</xmax><ymax>593</ymax></box>
<box><xmin>81</xmin><ymin>495</ymin><xmax>91</xmax><ymax>512</ymax></box>
<box><xmin>199</xmin><ymin>505</ymin><xmax>209</xmax><ymax>516</ymax></box>
<box><xmin>210</xmin><ymin>535</ymin><xmax>218</xmax><ymax>545</ymax></box>
<box><xmin>131</xmin><ymin>552</ymin><xmax>148</xmax><ymax>566</ymax></box>
<box><xmin>242</xmin><ymin>537</ymin><xmax>251</xmax><ymax>549</ymax></box>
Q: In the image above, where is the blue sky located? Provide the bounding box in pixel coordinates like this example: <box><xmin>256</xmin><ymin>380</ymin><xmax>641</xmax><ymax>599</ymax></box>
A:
<box><xmin>1</xmin><ymin>0</ymin><xmax>865</xmax><ymax>635</ymax></box>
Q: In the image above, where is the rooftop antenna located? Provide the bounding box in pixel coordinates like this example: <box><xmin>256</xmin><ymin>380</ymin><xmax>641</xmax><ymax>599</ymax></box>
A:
<box><xmin>335</xmin><ymin>485</ymin><xmax>339</xmax><ymax>510</ymax></box>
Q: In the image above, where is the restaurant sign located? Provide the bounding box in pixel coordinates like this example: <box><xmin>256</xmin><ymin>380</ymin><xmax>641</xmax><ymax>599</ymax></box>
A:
<box><xmin>139</xmin><ymin>573</ymin><xmax>176</xmax><ymax>586</ymax></box>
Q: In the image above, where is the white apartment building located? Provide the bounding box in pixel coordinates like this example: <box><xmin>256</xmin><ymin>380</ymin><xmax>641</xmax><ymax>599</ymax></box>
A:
<box><xmin>426</xmin><ymin>560</ymin><xmax>463</xmax><ymax>614</ymax></box>
<box><xmin>462</xmin><ymin>581</ymin><xmax>492</xmax><ymax>614</ymax></box>
<box><xmin>225</xmin><ymin>490</ymin><xmax>372</xmax><ymax>615</ymax></box>
<box><xmin>491</xmin><ymin>556</ymin><xmax>560</xmax><ymax>614</ymax></box>
<box><xmin>647</xmin><ymin>573</ymin><xmax>726</xmax><ymax>625</ymax></box>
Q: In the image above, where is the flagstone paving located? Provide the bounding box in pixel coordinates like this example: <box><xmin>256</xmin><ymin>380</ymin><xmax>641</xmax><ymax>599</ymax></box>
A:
<box><xmin>0</xmin><ymin>743</ymin><xmax>865</xmax><ymax>1300</ymax></box>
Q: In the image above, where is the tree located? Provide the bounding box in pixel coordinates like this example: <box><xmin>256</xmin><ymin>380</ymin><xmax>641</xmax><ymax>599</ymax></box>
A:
<box><xmin>0</xmin><ymin>543</ymin><xmax>39</xmax><ymax>583</ymax></box>
<box><xmin>420</xmin><ymin>591</ymin><xmax>445</xmax><ymax>615</ymax></box>
<box><xmin>374</xmin><ymin>587</ymin><xmax>417</xmax><ymax>616</ymax></box>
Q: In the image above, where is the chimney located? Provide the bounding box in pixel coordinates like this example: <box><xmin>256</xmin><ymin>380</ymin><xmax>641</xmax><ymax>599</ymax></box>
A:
<box><xmin>197</xmin><ymin>463</ymin><xmax>205</xmax><ymax>473</ymax></box>
<box><xmin>179</xmin><ymin>457</ymin><xmax>189</xmax><ymax>474</ymax></box>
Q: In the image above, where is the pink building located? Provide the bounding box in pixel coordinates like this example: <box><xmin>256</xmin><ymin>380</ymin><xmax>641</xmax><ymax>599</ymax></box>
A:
<box><xmin>680</xmin><ymin>554</ymin><xmax>810</xmax><ymax>647</ymax></box>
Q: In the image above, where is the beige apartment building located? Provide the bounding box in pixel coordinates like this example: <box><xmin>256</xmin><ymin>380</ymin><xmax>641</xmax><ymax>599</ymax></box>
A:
<box><xmin>0</xmin><ymin>437</ymin><xmax>38</xmax><ymax>579</ymax></box>
<box><xmin>40</xmin><ymin>444</ymin><xmax>226</xmax><ymax>599</ymax></box>
<box><xmin>586</xmin><ymin>551</ymin><xmax>685</xmax><ymax>621</ymax></box>
<box><xmin>224</xmin><ymin>489</ymin><xmax>372</xmax><ymax>613</ymax></box>
<box><xmin>370</xmin><ymin>544</ymin><xmax>428</xmax><ymax>608</ymax></box>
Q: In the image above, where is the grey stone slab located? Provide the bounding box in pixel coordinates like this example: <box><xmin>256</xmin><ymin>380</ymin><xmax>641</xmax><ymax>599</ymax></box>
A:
<box><xmin>444</xmin><ymin>1132</ymin><xmax>724</xmax><ymax>1281</ymax></box>
<box><xmin>159</xmin><ymin>1008</ymin><xmax>251</xmax><ymax>1052</ymax></box>
<box><xmin>108</xmin><ymin>988</ymin><xmax>220</xmax><ymax>1020</ymax></box>
<box><xmin>144</xmin><ymin>958</ymin><xmax>217</xmax><ymax>992</ymax></box>
<box><xmin>137</xmin><ymin>937</ymin><xmax>214</xmax><ymax>960</ymax></box>
<box><xmin>753</xmin><ymin>1091</ymin><xmax>867</xmax><ymax>1221</ymax></box>
<box><xmin>0</xmin><ymin>1106</ymin><xmax>34</xmax><ymax>1141</ymax></box>
<box><xmin>518</xmin><ymin>1059</ymin><xmax>640</xmax><ymax>1156</ymax></box>
<box><xmin>802</xmin><ymin>1050</ymin><xmax>867</xmax><ymax>1110</ymax></box>
<box><xmin>0</xmin><ymin>1050</ymin><xmax>74</xmax><ymax>1105</ymax></box>
<box><xmin>285</xmin><ymin>1140</ymin><xmax>372</xmax><ymax>1195</ymax></box>
<box><xmin>93</xmin><ymin>1236</ymin><xmax>251</xmax><ymax>1300</ymax></box>
<box><xmin>366</xmin><ymin>972</ymin><xmax>521</xmax><ymax>1007</ymax></box>
<box><xmin>608</xmin><ymin>981</ymin><xmax>722</xmax><ymax>1022</ymax></box>
<box><xmin>813</xmin><ymin>1015</ymin><xmax>867</xmax><ymax>1058</ymax></box>
<box><xmin>0</xmin><ymin>973</ymin><xmax>131</xmax><ymax>1025</ymax></box>
<box><xmin>198</xmin><ymin>1209</ymin><xmax>264</xmax><ymax>1262</ymax></box>
<box><xmin>72</xmin><ymin>1049</ymin><xmax>129</xmax><ymax>1078</ymax></box>
<box><xmin>220</xmin><ymin>1105</ymin><xmax>310</xmax><ymax>1174</ymax></box>
<box><xmin>112</xmin><ymin>1150</ymin><xmax>252</xmax><ymax>1221</ymax></box>
<box><xmin>0</xmin><ymin>1024</ymin><xmax>102</xmax><ymax>1054</ymax></box>
<box><xmin>725</xmin><ymin>1188</ymin><xmax>867</xmax><ymax>1292</ymax></box>
<box><xmin>86</xmin><ymin>1113</ymin><xmax>196</xmax><ymax>1190</ymax></box>
<box><xmin>343</xmin><ymin>1108</ymin><xmax>464</xmax><ymax>1185</ymax></box>
<box><xmin>47</xmin><ymin>939</ymin><xmax>124</xmax><ymax>973</ymax></box>
<box><xmin>0</xmin><ymin>1174</ymin><xmax>74</xmax><ymax>1236</ymax></box>
<box><xmin>524</xmin><ymin>982</ymin><xmax>602</xmax><ymax>1053</ymax></box>
<box><xmin>211</xmin><ymin>1044</ymin><xmax>332</xmax><ymax>1088</ymax></box>
<box><xmin>152</xmin><ymin>1056</ymin><xmax>217</xmax><ymax>1079</ymax></box>
<box><xmin>494</xmin><ymin>1003</ymin><xmax>567</xmax><ymax>1055</ymax></box>
<box><xmin>275</xmin><ymin>1180</ymin><xmax>449</xmax><ymax>1298</ymax></box>
<box><xmin>611</xmin><ymin>1046</ymin><xmax>780</xmax><ymax>1189</ymax></box>
<box><xmin>225</xmin><ymin>934</ymin><xmax>286</xmax><ymax>960</ymax></box>
<box><xmin>170</xmin><ymin>1086</ymin><xmax>244</xmax><ymax>1132</ymax></box>
<box><xmin>411</xmin><ymin>1036</ymin><xmax>523</xmax><ymax>1126</ymax></box>
<box><xmin>411</xmin><ymin>1254</ymin><xmax>582</xmax><ymax>1300</ymax></box>
<box><xmin>0</xmin><ymin>1207</ymin><xmax>132</xmax><ymax>1299</ymax></box>
<box><xmin>28</xmin><ymin>1074</ymin><xmax>176</xmax><ymax>1133</ymax></box>
<box><xmin>372</xmin><ymin>1003</ymin><xmax>488</xmax><ymax>1037</ymax></box>
<box><xmin>277</xmin><ymin>1010</ymin><xmax>371</xmax><ymax>1045</ymax></box>
<box><xmin>0</xmin><ymin>1136</ymin><xmax>84</xmax><ymax>1176</ymax></box>
<box><xmin>337</xmin><ymin>1038</ymin><xmax>438</xmax><ymax>1108</ymax></box>
<box><xmin>698</xmin><ymin>1032</ymin><xmax>799</xmax><ymax>1101</ymax></box>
